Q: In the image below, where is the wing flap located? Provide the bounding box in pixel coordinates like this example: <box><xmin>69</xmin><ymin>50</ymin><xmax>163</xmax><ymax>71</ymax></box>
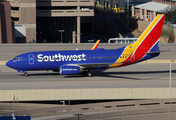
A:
<box><xmin>64</xmin><ymin>63</ymin><xmax>111</xmax><ymax>68</ymax></box>
<box><xmin>63</xmin><ymin>61</ymin><xmax>127</xmax><ymax>69</ymax></box>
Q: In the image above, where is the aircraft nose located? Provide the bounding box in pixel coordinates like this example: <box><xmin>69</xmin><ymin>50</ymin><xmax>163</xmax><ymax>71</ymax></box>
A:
<box><xmin>6</xmin><ymin>60</ymin><xmax>14</xmax><ymax>68</ymax></box>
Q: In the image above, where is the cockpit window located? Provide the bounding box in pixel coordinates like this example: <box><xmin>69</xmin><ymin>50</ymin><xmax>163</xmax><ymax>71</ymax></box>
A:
<box><xmin>13</xmin><ymin>57</ymin><xmax>22</xmax><ymax>60</ymax></box>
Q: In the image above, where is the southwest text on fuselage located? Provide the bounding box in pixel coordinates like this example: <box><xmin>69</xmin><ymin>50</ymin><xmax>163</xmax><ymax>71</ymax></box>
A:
<box><xmin>37</xmin><ymin>53</ymin><xmax>86</xmax><ymax>62</ymax></box>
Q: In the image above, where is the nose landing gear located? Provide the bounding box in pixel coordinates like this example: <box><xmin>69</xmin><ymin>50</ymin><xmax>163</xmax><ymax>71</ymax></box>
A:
<box><xmin>24</xmin><ymin>72</ymin><xmax>28</xmax><ymax>77</ymax></box>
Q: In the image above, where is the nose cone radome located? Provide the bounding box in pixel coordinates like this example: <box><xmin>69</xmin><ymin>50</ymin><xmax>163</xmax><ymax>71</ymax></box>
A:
<box><xmin>6</xmin><ymin>60</ymin><xmax>14</xmax><ymax>68</ymax></box>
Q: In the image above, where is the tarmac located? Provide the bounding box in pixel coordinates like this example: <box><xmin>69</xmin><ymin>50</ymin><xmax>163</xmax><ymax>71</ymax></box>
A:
<box><xmin>0</xmin><ymin>64</ymin><xmax>176</xmax><ymax>90</ymax></box>
<box><xmin>0</xmin><ymin>43</ymin><xmax>176</xmax><ymax>101</ymax></box>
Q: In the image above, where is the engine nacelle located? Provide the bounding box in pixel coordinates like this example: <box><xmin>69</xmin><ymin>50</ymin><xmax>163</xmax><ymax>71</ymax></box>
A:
<box><xmin>60</xmin><ymin>66</ymin><xmax>80</xmax><ymax>75</ymax></box>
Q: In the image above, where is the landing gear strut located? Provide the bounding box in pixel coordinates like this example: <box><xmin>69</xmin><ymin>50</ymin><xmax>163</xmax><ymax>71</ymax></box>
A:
<box><xmin>24</xmin><ymin>72</ymin><xmax>28</xmax><ymax>77</ymax></box>
<box><xmin>82</xmin><ymin>71</ymin><xmax>92</xmax><ymax>76</ymax></box>
<box><xmin>87</xmin><ymin>72</ymin><xmax>92</xmax><ymax>77</ymax></box>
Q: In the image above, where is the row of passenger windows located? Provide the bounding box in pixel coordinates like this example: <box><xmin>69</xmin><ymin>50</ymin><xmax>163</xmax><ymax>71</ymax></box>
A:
<box><xmin>36</xmin><ymin>56</ymin><xmax>127</xmax><ymax>60</ymax></box>
<box><xmin>13</xmin><ymin>56</ymin><xmax>128</xmax><ymax>61</ymax></box>
<box><xmin>84</xmin><ymin>56</ymin><xmax>127</xmax><ymax>59</ymax></box>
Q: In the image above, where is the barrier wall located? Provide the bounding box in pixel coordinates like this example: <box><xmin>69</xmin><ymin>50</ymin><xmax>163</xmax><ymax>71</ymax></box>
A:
<box><xmin>0</xmin><ymin>88</ymin><xmax>176</xmax><ymax>102</ymax></box>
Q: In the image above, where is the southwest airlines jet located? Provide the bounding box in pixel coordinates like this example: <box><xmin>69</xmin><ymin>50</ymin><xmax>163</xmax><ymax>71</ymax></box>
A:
<box><xmin>6</xmin><ymin>14</ymin><xmax>165</xmax><ymax>76</ymax></box>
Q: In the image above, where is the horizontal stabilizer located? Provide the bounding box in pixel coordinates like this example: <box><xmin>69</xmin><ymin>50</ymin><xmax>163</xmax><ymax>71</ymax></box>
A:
<box><xmin>146</xmin><ymin>49</ymin><xmax>174</xmax><ymax>55</ymax></box>
<box><xmin>145</xmin><ymin>51</ymin><xmax>160</xmax><ymax>55</ymax></box>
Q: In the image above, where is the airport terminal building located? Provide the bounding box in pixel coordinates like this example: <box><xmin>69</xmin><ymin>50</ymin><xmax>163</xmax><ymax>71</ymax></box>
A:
<box><xmin>0</xmin><ymin>0</ymin><xmax>95</xmax><ymax>43</ymax></box>
<box><xmin>0</xmin><ymin>0</ymin><xmax>130</xmax><ymax>44</ymax></box>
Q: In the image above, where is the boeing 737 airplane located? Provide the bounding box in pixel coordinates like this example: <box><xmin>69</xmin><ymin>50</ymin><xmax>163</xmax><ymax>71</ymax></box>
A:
<box><xmin>6</xmin><ymin>14</ymin><xmax>165</xmax><ymax>76</ymax></box>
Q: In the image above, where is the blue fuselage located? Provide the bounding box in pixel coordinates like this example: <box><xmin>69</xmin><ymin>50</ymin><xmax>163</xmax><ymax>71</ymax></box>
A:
<box><xmin>6</xmin><ymin>47</ymin><xmax>126</xmax><ymax>71</ymax></box>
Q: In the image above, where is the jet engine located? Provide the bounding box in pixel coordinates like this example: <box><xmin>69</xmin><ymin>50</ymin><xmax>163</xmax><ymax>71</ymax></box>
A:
<box><xmin>60</xmin><ymin>66</ymin><xmax>82</xmax><ymax>75</ymax></box>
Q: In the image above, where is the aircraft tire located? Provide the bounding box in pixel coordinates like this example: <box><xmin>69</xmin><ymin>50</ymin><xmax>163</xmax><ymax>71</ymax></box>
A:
<box><xmin>87</xmin><ymin>72</ymin><xmax>92</xmax><ymax>77</ymax></box>
<box><xmin>24</xmin><ymin>73</ymin><xmax>27</xmax><ymax>77</ymax></box>
<box><xmin>82</xmin><ymin>71</ymin><xmax>92</xmax><ymax>76</ymax></box>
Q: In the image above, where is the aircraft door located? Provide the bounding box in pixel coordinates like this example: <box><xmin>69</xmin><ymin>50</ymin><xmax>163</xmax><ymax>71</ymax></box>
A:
<box><xmin>29</xmin><ymin>54</ymin><xmax>34</xmax><ymax>64</ymax></box>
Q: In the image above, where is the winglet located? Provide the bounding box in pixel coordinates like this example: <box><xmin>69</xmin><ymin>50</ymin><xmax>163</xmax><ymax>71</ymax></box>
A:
<box><xmin>92</xmin><ymin>40</ymin><xmax>100</xmax><ymax>50</ymax></box>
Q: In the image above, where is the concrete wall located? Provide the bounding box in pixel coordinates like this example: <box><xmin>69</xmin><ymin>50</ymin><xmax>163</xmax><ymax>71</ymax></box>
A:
<box><xmin>133</xmin><ymin>6</ymin><xmax>157</xmax><ymax>22</ymax></box>
<box><xmin>134</xmin><ymin>8</ymin><xmax>139</xmax><ymax>18</ymax></box>
<box><xmin>37</xmin><ymin>9</ymin><xmax>94</xmax><ymax>17</ymax></box>
<box><xmin>37</xmin><ymin>0</ymin><xmax>94</xmax><ymax>6</ymax></box>
<box><xmin>19</xmin><ymin>0</ymin><xmax>36</xmax><ymax>43</ymax></box>
<box><xmin>1</xmin><ymin>99</ymin><xmax>176</xmax><ymax>120</ymax></box>
<box><xmin>1</xmin><ymin>88</ymin><xmax>176</xmax><ymax>102</ymax></box>
<box><xmin>0</xmin><ymin>2</ymin><xmax>14</xmax><ymax>43</ymax></box>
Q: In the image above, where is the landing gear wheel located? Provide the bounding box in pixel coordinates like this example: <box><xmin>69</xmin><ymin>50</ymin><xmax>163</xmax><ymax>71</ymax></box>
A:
<box><xmin>24</xmin><ymin>73</ymin><xmax>28</xmax><ymax>77</ymax></box>
<box><xmin>82</xmin><ymin>71</ymin><xmax>92</xmax><ymax>76</ymax></box>
<box><xmin>87</xmin><ymin>72</ymin><xmax>92</xmax><ymax>77</ymax></box>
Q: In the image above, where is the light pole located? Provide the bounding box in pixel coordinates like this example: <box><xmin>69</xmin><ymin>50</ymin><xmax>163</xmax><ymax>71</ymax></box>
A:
<box><xmin>74</xmin><ymin>113</ymin><xmax>84</xmax><ymax>120</ymax></box>
<box><xmin>127</xmin><ymin>0</ymin><xmax>129</xmax><ymax>26</ymax></box>
<box><xmin>59</xmin><ymin>30</ymin><xmax>65</xmax><ymax>43</ymax></box>
<box><xmin>60</xmin><ymin>101</ymin><xmax>65</xmax><ymax>106</ymax></box>
<box><xmin>169</xmin><ymin>60</ymin><xmax>172</xmax><ymax>99</ymax></box>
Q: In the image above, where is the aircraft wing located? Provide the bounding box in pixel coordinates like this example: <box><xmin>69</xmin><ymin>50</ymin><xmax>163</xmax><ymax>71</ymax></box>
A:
<box><xmin>78</xmin><ymin>63</ymin><xmax>111</xmax><ymax>68</ymax></box>
<box><xmin>64</xmin><ymin>62</ymin><xmax>123</xmax><ymax>69</ymax></box>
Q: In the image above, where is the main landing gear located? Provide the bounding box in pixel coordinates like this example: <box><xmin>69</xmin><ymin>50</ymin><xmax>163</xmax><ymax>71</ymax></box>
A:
<box><xmin>82</xmin><ymin>71</ymin><xmax>92</xmax><ymax>77</ymax></box>
<box><xmin>87</xmin><ymin>72</ymin><xmax>92</xmax><ymax>77</ymax></box>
